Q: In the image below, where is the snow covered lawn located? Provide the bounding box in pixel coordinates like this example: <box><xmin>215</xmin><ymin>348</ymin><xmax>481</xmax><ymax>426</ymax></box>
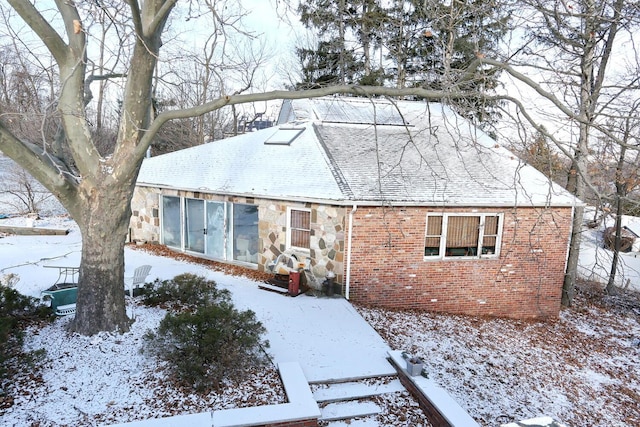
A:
<box><xmin>1</xmin><ymin>208</ymin><xmax>639</xmax><ymax>426</ymax></box>
<box><xmin>1</xmin><ymin>303</ymin><xmax>287</xmax><ymax>426</ymax></box>
<box><xmin>358</xmin><ymin>284</ymin><xmax>640</xmax><ymax>427</ymax></box>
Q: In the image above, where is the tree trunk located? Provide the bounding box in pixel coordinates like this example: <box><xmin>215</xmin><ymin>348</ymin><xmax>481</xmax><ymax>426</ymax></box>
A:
<box><xmin>606</xmin><ymin>207</ymin><xmax>622</xmax><ymax>296</ymax></box>
<box><xmin>606</xmin><ymin>142</ymin><xmax>629</xmax><ymax>295</ymax></box>
<box><xmin>69</xmin><ymin>182</ymin><xmax>134</xmax><ymax>335</ymax></box>
<box><xmin>562</xmin><ymin>126</ymin><xmax>589</xmax><ymax>306</ymax></box>
<box><xmin>361</xmin><ymin>3</ymin><xmax>372</xmax><ymax>77</ymax></box>
<box><xmin>562</xmin><ymin>204</ymin><xmax>584</xmax><ymax>306</ymax></box>
<box><xmin>562</xmin><ymin>0</ymin><xmax>601</xmax><ymax>307</ymax></box>
<box><xmin>338</xmin><ymin>0</ymin><xmax>347</xmax><ymax>85</ymax></box>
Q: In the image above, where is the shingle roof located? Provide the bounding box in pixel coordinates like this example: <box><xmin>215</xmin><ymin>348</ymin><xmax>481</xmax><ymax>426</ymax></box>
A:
<box><xmin>137</xmin><ymin>121</ymin><xmax>345</xmax><ymax>201</ymax></box>
<box><xmin>137</xmin><ymin>97</ymin><xmax>579</xmax><ymax>207</ymax></box>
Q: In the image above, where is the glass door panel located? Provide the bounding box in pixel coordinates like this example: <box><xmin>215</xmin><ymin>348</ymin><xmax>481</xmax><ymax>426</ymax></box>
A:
<box><xmin>233</xmin><ymin>204</ymin><xmax>258</xmax><ymax>264</ymax></box>
<box><xmin>161</xmin><ymin>196</ymin><xmax>181</xmax><ymax>248</ymax></box>
<box><xmin>205</xmin><ymin>201</ymin><xmax>226</xmax><ymax>259</ymax></box>
<box><xmin>185</xmin><ymin>198</ymin><xmax>205</xmax><ymax>253</ymax></box>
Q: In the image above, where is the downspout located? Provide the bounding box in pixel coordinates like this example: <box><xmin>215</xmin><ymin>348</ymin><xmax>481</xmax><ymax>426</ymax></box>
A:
<box><xmin>345</xmin><ymin>204</ymin><xmax>357</xmax><ymax>300</ymax></box>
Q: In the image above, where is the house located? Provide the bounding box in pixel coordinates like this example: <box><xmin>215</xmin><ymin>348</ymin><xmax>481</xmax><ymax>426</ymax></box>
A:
<box><xmin>604</xmin><ymin>222</ymin><xmax>640</xmax><ymax>253</ymax></box>
<box><xmin>130</xmin><ymin>96</ymin><xmax>580</xmax><ymax>319</ymax></box>
<box><xmin>625</xmin><ymin>223</ymin><xmax>640</xmax><ymax>252</ymax></box>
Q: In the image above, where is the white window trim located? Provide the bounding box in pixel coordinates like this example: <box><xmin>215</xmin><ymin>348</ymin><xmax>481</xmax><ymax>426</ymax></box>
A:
<box><xmin>286</xmin><ymin>207</ymin><xmax>311</xmax><ymax>252</ymax></box>
<box><xmin>424</xmin><ymin>212</ymin><xmax>503</xmax><ymax>260</ymax></box>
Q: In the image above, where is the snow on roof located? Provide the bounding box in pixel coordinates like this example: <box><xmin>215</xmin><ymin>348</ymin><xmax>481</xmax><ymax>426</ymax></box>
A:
<box><xmin>138</xmin><ymin>97</ymin><xmax>579</xmax><ymax>207</ymax></box>
<box><xmin>137</xmin><ymin>121</ymin><xmax>345</xmax><ymax>202</ymax></box>
<box><xmin>624</xmin><ymin>223</ymin><xmax>640</xmax><ymax>238</ymax></box>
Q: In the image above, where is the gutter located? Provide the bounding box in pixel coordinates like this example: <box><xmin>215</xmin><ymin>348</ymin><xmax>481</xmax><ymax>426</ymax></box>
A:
<box><xmin>135</xmin><ymin>184</ymin><xmax>581</xmax><ymax>209</ymax></box>
<box><xmin>345</xmin><ymin>204</ymin><xmax>357</xmax><ymax>300</ymax></box>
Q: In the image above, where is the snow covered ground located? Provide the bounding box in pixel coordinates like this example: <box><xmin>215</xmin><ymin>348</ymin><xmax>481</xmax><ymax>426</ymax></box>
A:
<box><xmin>0</xmin><ymin>215</ymin><xmax>428</xmax><ymax>426</ymax></box>
<box><xmin>578</xmin><ymin>210</ymin><xmax>640</xmax><ymax>293</ymax></box>
<box><xmin>2</xmin><ymin>215</ymin><xmax>639</xmax><ymax>426</ymax></box>
<box><xmin>360</xmin><ymin>295</ymin><xmax>640</xmax><ymax>427</ymax></box>
<box><xmin>1</xmin><ymin>153</ymin><xmax>639</xmax><ymax>426</ymax></box>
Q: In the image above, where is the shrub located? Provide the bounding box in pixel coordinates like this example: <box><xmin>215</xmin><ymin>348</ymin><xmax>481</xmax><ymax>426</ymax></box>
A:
<box><xmin>0</xmin><ymin>279</ymin><xmax>51</xmax><ymax>382</ymax></box>
<box><xmin>141</xmin><ymin>273</ymin><xmax>229</xmax><ymax>311</ymax></box>
<box><xmin>143</xmin><ymin>274</ymin><xmax>270</xmax><ymax>392</ymax></box>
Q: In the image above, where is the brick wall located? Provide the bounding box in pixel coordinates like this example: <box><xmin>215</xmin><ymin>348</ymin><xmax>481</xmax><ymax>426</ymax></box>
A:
<box><xmin>130</xmin><ymin>185</ymin><xmax>574</xmax><ymax>319</ymax></box>
<box><xmin>346</xmin><ymin>206</ymin><xmax>573</xmax><ymax>319</ymax></box>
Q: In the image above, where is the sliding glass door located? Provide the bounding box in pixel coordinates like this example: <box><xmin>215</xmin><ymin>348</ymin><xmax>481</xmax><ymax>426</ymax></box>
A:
<box><xmin>205</xmin><ymin>201</ymin><xmax>226</xmax><ymax>259</ymax></box>
<box><xmin>185</xmin><ymin>199</ymin><xmax>205</xmax><ymax>253</ymax></box>
<box><xmin>160</xmin><ymin>196</ymin><xmax>258</xmax><ymax>265</ymax></box>
<box><xmin>161</xmin><ymin>196</ymin><xmax>181</xmax><ymax>248</ymax></box>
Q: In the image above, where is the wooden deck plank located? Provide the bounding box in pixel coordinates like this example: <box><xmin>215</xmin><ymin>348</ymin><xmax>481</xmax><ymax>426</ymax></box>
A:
<box><xmin>0</xmin><ymin>225</ymin><xmax>69</xmax><ymax>236</ymax></box>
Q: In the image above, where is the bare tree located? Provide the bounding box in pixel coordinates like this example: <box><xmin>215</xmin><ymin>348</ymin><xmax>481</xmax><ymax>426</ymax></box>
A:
<box><xmin>0</xmin><ymin>1</ymin><xmax>474</xmax><ymax>335</ymax></box>
<box><xmin>502</xmin><ymin>0</ymin><xmax>640</xmax><ymax>304</ymax></box>
<box><xmin>603</xmin><ymin>101</ymin><xmax>640</xmax><ymax>294</ymax></box>
<box><xmin>1</xmin><ymin>163</ymin><xmax>55</xmax><ymax>215</ymax></box>
<box><xmin>0</xmin><ymin>0</ymin><xmax>636</xmax><ymax>335</ymax></box>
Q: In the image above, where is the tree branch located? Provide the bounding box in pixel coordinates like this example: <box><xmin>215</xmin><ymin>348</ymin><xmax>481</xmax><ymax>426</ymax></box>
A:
<box><xmin>140</xmin><ymin>85</ymin><xmax>475</xmax><ymax>158</ymax></box>
<box><xmin>84</xmin><ymin>73</ymin><xmax>127</xmax><ymax>106</ymax></box>
<box><xmin>54</xmin><ymin>0</ymin><xmax>86</xmax><ymax>54</ymax></box>
<box><xmin>477</xmin><ymin>58</ymin><xmax>582</xmax><ymax>121</ymax></box>
<box><xmin>0</xmin><ymin>123</ymin><xmax>78</xmax><ymax>208</ymax></box>
<box><xmin>7</xmin><ymin>0</ymin><xmax>68</xmax><ymax>64</ymax></box>
<box><xmin>146</xmin><ymin>0</ymin><xmax>178</xmax><ymax>35</ymax></box>
<box><xmin>126</xmin><ymin>0</ymin><xmax>144</xmax><ymax>36</ymax></box>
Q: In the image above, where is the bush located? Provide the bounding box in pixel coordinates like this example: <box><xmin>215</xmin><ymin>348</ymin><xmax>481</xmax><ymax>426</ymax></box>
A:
<box><xmin>141</xmin><ymin>273</ymin><xmax>229</xmax><ymax>311</ymax></box>
<box><xmin>0</xmin><ymin>279</ymin><xmax>51</xmax><ymax>382</ymax></box>
<box><xmin>143</xmin><ymin>274</ymin><xmax>270</xmax><ymax>392</ymax></box>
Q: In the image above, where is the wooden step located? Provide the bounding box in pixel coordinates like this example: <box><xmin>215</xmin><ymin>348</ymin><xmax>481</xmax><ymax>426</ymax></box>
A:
<box><xmin>325</xmin><ymin>417</ymin><xmax>378</xmax><ymax>426</ymax></box>
<box><xmin>258</xmin><ymin>282</ymin><xmax>289</xmax><ymax>294</ymax></box>
<box><xmin>320</xmin><ymin>400</ymin><xmax>381</xmax><ymax>422</ymax></box>
<box><xmin>313</xmin><ymin>378</ymin><xmax>404</xmax><ymax>403</ymax></box>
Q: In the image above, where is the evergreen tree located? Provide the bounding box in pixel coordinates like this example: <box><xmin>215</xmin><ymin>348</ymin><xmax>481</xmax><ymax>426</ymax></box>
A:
<box><xmin>296</xmin><ymin>40</ymin><xmax>360</xmax><ymax>88</ymax></box>
<box><xmin>382</xmin><ymin>0</ymin><xmax>510</xmax><ymax>127</ymax></box>
<box><xmin>297</xmin><ymin>0</ymin><xmax>386</xmax><ymax>87</ymax></box>
<box><xmin>296</xmin><ymin>0</ymin><xmax>510</xmax><ymax>127</ymax></box>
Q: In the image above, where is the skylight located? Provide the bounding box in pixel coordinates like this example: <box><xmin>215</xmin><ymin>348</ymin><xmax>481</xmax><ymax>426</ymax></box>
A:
<box><xmin>264</xmin><ymin>127</ymin><xmax>305</xmax><ymax>145</ymax></box>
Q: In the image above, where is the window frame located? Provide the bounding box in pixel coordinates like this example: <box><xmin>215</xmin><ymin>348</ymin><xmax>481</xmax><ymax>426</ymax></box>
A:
<box><xmin>424</xmin><ymin>212</ymin><xmax>503</xmax><ymax>260</ymax></box>
<box><xmin>286</xmin><ymin>207</ymin><xmax>311</xmax><ymax>251</ymax></box>
<box><xmin>160</xmin><ymin>195</ymin><xmax>183</xmax><ymax>249</ymax></box>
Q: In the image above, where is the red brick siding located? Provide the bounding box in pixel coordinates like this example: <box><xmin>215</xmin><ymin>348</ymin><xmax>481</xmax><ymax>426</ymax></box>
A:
<box><xmin>347</xmin><ymin>206</ymin><xmax>573</xmax><ymax>319</ymax></box>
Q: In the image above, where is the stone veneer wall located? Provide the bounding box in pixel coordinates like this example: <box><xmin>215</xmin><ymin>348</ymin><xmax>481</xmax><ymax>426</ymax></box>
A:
<box><xmin>129</xmin><ymin>187</ymin><xmax>347</xmax><ymax>286</ymax></box>
<box><xmin>257</xmin><ymin>202</ymin><xmax>347</xmax><ymax>287</ymax></box>
<box><xmin>129</xmin><ymin>186</ymin><xmax>163</xmax><ymax>243</ymax></box>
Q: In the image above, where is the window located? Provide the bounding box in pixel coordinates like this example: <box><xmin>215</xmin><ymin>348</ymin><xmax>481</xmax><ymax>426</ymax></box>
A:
<box><xmin>161</xmin><ymin>196</ymin><xmax>182</xmax><ymax>248</ymax></box>
<box><xmin>425</xmin><ymin>213</ymin><xmax>502</xmax><ymax>259</ymax></box>
<box><xmin>264</xmin><ymin>128</ymin><xmax>305</xmax><ymax>145</ymax></box>
<box><xmin>288</xmin><ymin>208</ymin><xmax>311</xmax><ymax>250</ymax></box>
<box><xmin>233</xmin><ymin>204</ymin><xmax>259</xmax><ymax>264</ymax></box>
<box><xmin>160</xmin><ymin>197</ymin><xmax>259</xmax><ymax>264</ymax></box>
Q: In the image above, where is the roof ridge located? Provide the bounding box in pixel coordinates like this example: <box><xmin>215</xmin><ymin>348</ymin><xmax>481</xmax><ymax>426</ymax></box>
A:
<box><xmin>311</xmin><ymin>123</ymin><xmax>354</xmax><ymax>200</ymax></box>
